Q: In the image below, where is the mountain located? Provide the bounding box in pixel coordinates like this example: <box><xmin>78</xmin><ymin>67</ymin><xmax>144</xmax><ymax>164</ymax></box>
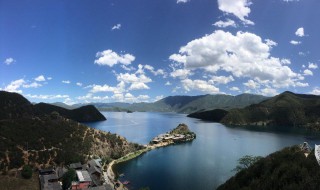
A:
<box><xmin>217</xmin><ymin>145</ymin><xmax>320</xmax><ymax>190</ymax></box>
<box><xmin>0</xmin><ymin>91</ymin><xmax>143</xmax><ymax>171</ymax></box>
<box><xmin>221</xmin><ymin>91</ymin><xmax>320</xmax><ymax>130</ymax></box>
<box><xmin>75</xmin><ymin>93</ymin><xmax>268</xmax><ymax>114</ymax></box>
<box><xmin>187</xmin><ymin>109</ymin><xmax>228</xmax><ymax>122</ymax></box>
<box><xmin>34</xmin><ymin>103</ymin><xmax>106</xmax><ymax>122</ymax></box>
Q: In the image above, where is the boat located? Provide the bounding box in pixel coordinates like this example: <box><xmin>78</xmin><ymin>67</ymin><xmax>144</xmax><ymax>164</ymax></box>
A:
<box><xmin>315</xmin><ymin>144</ymin><xmax>320</xmax><ymax>166</ymax></box>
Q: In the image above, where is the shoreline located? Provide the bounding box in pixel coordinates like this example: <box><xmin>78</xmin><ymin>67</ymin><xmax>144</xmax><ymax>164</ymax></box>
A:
<box><xmin>105</xmin><ymin>141</ymin><xmax>174</xmax><ymax>189</ymax></box>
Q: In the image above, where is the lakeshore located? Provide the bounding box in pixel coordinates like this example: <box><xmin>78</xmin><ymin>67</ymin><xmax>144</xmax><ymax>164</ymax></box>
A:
<box><xmin>105</xmin><ymin>123</ymin><xmax>196</xmax><ymax>189</ymax></box>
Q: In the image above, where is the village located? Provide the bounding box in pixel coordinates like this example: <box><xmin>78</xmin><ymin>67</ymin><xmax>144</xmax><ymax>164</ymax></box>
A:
<box><xmin>39</xmin><ymin>123</ymin><xmax>196</xmax><ymax>190</ymax></box>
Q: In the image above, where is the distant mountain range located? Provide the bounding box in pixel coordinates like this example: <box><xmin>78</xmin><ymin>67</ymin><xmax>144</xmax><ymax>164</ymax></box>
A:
<box><xmin>67</xmin><ymin>93</ymin><xmax>268</xmax><ymax>114</ymax></box>
<box><xmin>188</xmin><ymin>91</ymin><xmax>320</xmax><ymax>130</ymax></box>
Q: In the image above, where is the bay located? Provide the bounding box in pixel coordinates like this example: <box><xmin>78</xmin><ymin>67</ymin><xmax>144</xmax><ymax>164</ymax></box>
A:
<box><xmin>86</xmin><ymin>112</ymin><xmax>320</xmax><ymax>190</ymax></box>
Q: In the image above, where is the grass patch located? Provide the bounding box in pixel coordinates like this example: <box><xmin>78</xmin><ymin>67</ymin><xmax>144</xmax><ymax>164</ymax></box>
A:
<box><xmin>0</xmin><ymin>172</ymin><xmax>40</xmax><ymax>190</ymax></box>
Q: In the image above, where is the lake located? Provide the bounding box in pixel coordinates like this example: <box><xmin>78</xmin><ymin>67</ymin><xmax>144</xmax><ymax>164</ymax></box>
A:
<box><xmin>86</xmin><ymin>112</ymin><xmax>320</xmax><ymax>190</ymax></box>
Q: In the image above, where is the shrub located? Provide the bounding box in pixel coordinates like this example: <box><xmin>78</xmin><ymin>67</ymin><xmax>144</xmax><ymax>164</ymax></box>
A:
<box><xmin>21</xmin><ymin>165</ymin><xmax>33</xmax><ymax>179</ymax></box>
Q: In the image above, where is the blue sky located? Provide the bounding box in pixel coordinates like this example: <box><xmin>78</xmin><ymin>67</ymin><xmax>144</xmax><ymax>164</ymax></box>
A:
<box><xmin>1</xmin><ymin>0</ymin><xmax>320</xmax><ymax>104</ymax></box>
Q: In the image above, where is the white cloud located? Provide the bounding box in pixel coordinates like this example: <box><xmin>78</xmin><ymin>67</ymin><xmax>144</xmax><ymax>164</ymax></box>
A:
<box><xmin>25</xmin><ymin>94</ymin><xmax>69</xmax><ymax>100</ymax></box>
<box><xmin>62</xmin><ymin>80</ymin><xmax>71</xmax><ymax>84</ymax></box>
<box><xmin>265</xmin><ymin>39</ymin><xmax>277</xmax><ymax>47</ymax></box>
<box><xmin>177</xmin><ymin>0</ymin><xmax>190</xmax><ymax>3</ymax></box>
<box><xmin>213</xmin><ymin>19</ymin><xmax>236</xmax><ymax>28</ymax></box>
<box><xmin>76</xmin><ymin>82</ymin><xmax>83</xmax><ymax>87</ymax></box>
<box><xmin>94</xmin><ymin>49</ymin><xmax>135</xmax><ymax>67</ymax></box>
<box><xmin>295</xmin><ymin>82</ymin><xmax>308</xmax><ymax>87</ymax></box>
<box><xmin>181</xmin><ymin>79</ymin><xmax>220</xmax><ymax>94</ymax></box>
<box><xmin>217</xmin><ymin>0</ymin><xmax>254</xmax><ymax>25</ymax></box>
<box><xmin>170</xmin><ymin>69</ymin><xmax>191</xmax><ymax>79</ymax></box>
<box><xmin>308</xmin><ymin>62</ymin><xmax>318</xmax><ymax>69</ymax></box>
<box><xmin>303</xmin><ymin>69</ymin><xmax>313</xmax><ymax>76</ymax></box>
<box><xmin>128</xmin><ymin>82</ymin><xmax>150</xmax><ymax>90</ymax></box>
<box><xmin>170</xmin><ymin>30</ymin><xmax>301</xmax><ymax>89</ymax></box>
<box><xmin>243</xmin><ymin>79</ymin><xmax>260</xmax><ymax>89</ymax></box>
<box><xmin>230</xmin><ymin>86</ymin><xmax>240</xmax><ymax>91</ymax></box>
<box><xmin>144</xmin><ymin>64</ymin><xmax>166</xmax><ymax>76</ymax></box>
<box><xmin>310</xmin><ymin>87</ymin><xmax>320</xmax><ymax>95</ymax></box>
<box><xmin>290</xmin><ymin>40</ymin><xmax>301</xmax><ymax>45</ymax></box>
<box><xmin>295</xmin><ymin>27</ymin><xmax>304</xmax><ymax>37</ymax></box>
<box><xmin>165</xmin><ymin>81</ymin><xmax>172</xmax><ymax>86</ymax></box>
<box><xmin>4</xmin><ymin>57</ymin><xmax>15</xmax><ymax>65</ymax></box>
<box><xmin>154</xmin><ymin>95</ymin><xmax>164</xmax><ymax>101</ymax></box>
<box><xmin>90</xmin><ymin>84</ymin><xmax>116</xmax><ymax>93</ymax></box>
<box><xmin>209</xmin><ymin>75</ymin><xmax>234</xmax><ymax>84</ymax></box>
<box><xmin>23</xmin><ymin>82</ymin><xmax>42</xmax><ymax>88</ymax></box>
<box><xmin>35</xmin><ymin>75</ymin><xmax>46</xmax><ymax>82</ymax></box>
<box><xmin>111</xmin><ymin>24</ymin><xmax>121</xmax><ymax>30</ymax></box>
<box><xmin>281</xmin><ymin>59</ymin><xmax>291</xmax><ymax>65</ymax></box>
<box><xmin>47</xmin><ymin>77</ymin><xmax>53</xmax><ymax>80</ymax></box>
<box><xmin>260</xmin><ymin>87</ymin><xmax>278</xmax><ymax>96</ymax></box>
<box><xmin>283</xmin><ymin>0</ymin><xmax>300</xmax><ymax>2</ymax></box>
<box><xmin>4</xmin><ymin>79</ymin><xmax>25</xmax><ymax>93</ymax></box>
<box><xmin>117</xmin><ymin>73</ymin><xmax>152</xmax><ymax>84</ymax></box>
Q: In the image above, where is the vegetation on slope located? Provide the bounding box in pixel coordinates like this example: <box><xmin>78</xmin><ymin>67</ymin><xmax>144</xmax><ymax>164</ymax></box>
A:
<box><xmin>0</xmin><ymin>91</ymin><xmax>143</xmax><ymax>172</ymax></box>
<box><xmin>217</xmin><ymin>146</ymin><xmax>320</xmax><ymax>190</ymax></box>
<box><xmin>221</xmin><ymin>91</ymin><xmax>320</xmax><ymax>130</ymax></box>
<box><xmin>187</xmin><ymin>109</ymin><xmax>228</xmax><ymax>122</ymax></box>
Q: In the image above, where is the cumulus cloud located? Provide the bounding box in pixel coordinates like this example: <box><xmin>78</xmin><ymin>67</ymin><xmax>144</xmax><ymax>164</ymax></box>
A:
<box><xmin>177</xmin><ymin>0</ymin><xmax>190</xmax><ymax>3</ymax></box>
<box><xmin>213</xmin><ymin>19</ymin><xmax>236</xmax><ymax>28</ymax></box>
<box><xmin>281</xmin><ymin>59</ymin><xmax>291</xmax><ymax>65</ymax></box>
<box><xmin>35</xmin><ymin>75</ymin><xmax>46</xmax><ymax>82</ymax></box>
<box><xmin>170</xmin><ymin>69</ymin><xmax>191</xmax><ymax>79</ymax></box>
<box><xmin>308</xmin><ymin>62</ymin><xmax>318</xmax><ymax>69</ymax></box>
<box><xmin>303</xmin><ymin>69</ymin><xmax>313</xmax><ymax>76</ymax></box>
<box><xmin>128</xmin><ymin>82</ymin><xmax>150</xmax><ymax>90</ymax></box>
<box><xmin>230</xmin><ymin>86</ymin><xmax>240</xmax><ymax>91</ymax></box>
<box><xmin>62</xmin><ymin>80</ymin><xmax>71</xmax><ymax>84</ymax></box>
<box><xmin>144</xmin><ymin>64</ymin><xmax>166</xmax><ymax>76</ymax></box>
<box><xmin>4</xmin><ymin>57</ymin><xmax>15</xmax><ymax>65</ymax></box>
<box><xmin>217</xmin><ymin>0</ymin><xmax>254</xmax><ymax>25</ymax></box>
<box><xmin>209</xmin><ymin>75</ymin><xmax>234</xmax><ymax>84</ymax></box>
<box><xmin>94</xmin><ymin>49</ymin><xmax>135</xmax><ymax>67</ymax></box>
<box><xmin>290</xmin><ymin>40</ymin><xmax>301</xmax><ymax>45</ymax></box>
<box><xmin>90</xmin><ymin>84</ymin><xmax>116</xmax><ymax>93</ymax></box>
<box><xmin>76</xmin><ymin>82</ymin><xmax>83</xmax><ymax>87</ymax></box>
<box><xmin>4</xmin><ymin>79</ymin><xmax>25</xmax><ymax>93</ymax></box>
<box><xmin>310</xmin><ymin>87</ymin><xmax>320</xmax><ymax>95</ymax></box>
<box><xmin>23</xmin><ymin>82</ymin><xmax>42</xmax><ymax>88</ymax></box>
<box><xmin>170</xmin><ymin>30</ymin><xmax>302</xmax><ymax>89</ymax></box>
<box><xmin>243</xmin><ymin>79</ymin><xmax>260</xmax><ymax>89</ymax></box>
<box><xmin>181</xmin><ymin>79</ymin><xmax>220</xmax><ymax>94</ymax></box>
<box><xmin>260</xmin><ymin>87</ymin><xmax>278</xmax><ymax>96</ymax></box>
<box><xmin>165</xmin><ymin>81</ymin><xmax>172</xmax><ymax>86</ymax></box>
<box><xmin>295</xmin><ymin>27</ymin><xmax>304</xmax><ymax>37</ymax></box>
<box><xmin>111</xmin><ymin>24</ymin><xmax>121</xmax><ymax>30</ymax></box>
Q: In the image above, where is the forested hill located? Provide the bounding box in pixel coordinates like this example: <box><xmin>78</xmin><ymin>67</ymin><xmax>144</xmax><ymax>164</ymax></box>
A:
<box><xmin>221</xmin><ymin>91</ymin><xmax>320</xmax><ymax>130</ymax></box>
<box><xmin>188</xmin><ymin>91</ymin><xmax>320</xmax><ymax>131</ymax></box>
<box><xmin>0</xmin><ymin>91</ymin><xmax>142</xmax><ymax>171</ymax></box>
<box><xmin>217</xmin><ymin>146</ymin><xmax>320</xmax><ymax>190</ymax></box>
<box><xmin>0</xmin><ymin>91</ymin><xmax>106</xmax><ymax>122</ymax></box>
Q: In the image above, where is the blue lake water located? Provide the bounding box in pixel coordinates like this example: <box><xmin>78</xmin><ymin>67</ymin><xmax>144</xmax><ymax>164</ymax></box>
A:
<box><xmin>86</xmin><ymin>112</ymin><xmax>320</xmax><ymax>190</ymax></box>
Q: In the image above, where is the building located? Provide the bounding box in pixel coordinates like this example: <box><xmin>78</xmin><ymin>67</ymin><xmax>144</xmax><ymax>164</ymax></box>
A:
<box><xmin>39</xmin><ymin>173</ymin><xmax>62</xmax><ymax>190</ymax></box>
<box><xmin>72</xmin><ymin>170</ymin><xmax>92</xmax><ymax>190</ymax></box>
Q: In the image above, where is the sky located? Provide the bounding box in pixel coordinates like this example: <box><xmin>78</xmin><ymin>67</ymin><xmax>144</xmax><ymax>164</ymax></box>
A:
<box><xmin>1</xmin><ymin>0</ymin><xmax>320</xmax><ymax>104</ymax></box>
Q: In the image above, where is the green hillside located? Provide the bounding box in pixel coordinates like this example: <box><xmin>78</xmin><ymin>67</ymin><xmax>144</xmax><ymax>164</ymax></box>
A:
<box><xmin>221</xmin><ymin>91</ymin><xmax>320</xmax><ymax>130</ymax></box>
<box><xmin>0</xmin><ymin>91</ymin><xmax>142</xmax><ymax>171</ymax></box>
<box><xmin>217</xmin><ymin>145</ymin><xmax>320</xmax><ymax>190</ymax></box>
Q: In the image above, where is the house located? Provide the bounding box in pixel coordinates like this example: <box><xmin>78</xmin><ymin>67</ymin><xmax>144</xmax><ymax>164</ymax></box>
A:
<box><xmin>39</xmin><ymin>173</ymin><xmax>62</xmax><ymax>190</ymax></box>
<box><xmin>87</xmin><ymin>159</ymin><xmax>103</xmax><ymax>186</ymax></box>
<box><xmin>56</xmin><ymin>166</ymin><xmax>67</xmax><ymax>179</ymax></box>
<box><xmin>72</xmin><ymin>170</ymin><xmax>92</xmax><ymax>190</ymax></box>
<box><xmin>69</xmin><ymin>162</ymin><xmax>83</xmax><ymax>170</ymax></box>
<box><xmin>39</xmin><ymin>168</ymin><xmax>55</xmax><ymax>175</ymax></box>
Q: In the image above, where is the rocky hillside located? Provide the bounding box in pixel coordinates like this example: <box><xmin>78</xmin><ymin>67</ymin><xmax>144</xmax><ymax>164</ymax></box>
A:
<box><xmin>0</xmin><ymin>91</ymin><xmax>142</xmax><ymax>171</ymax></box>
<box><xmin>217</xmin><ymin>146</ymin><xmax>320</xmax><ymax>190</ymax></box>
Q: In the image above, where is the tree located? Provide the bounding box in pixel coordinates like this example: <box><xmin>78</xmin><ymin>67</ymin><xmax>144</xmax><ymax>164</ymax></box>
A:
<box><xmin>21</xmin><ymin>165</ymin><xmax>33</xmax><ymax>179</ymax></box>
<box><xmin>62</xmin><ymin>169</ymin><xmax>76</xmax><ymax>190</ymax></box>
<box><xmin>233</xmin><ymin>155</ymin><xmax>263</xmax><ymax>172</ymax></box>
